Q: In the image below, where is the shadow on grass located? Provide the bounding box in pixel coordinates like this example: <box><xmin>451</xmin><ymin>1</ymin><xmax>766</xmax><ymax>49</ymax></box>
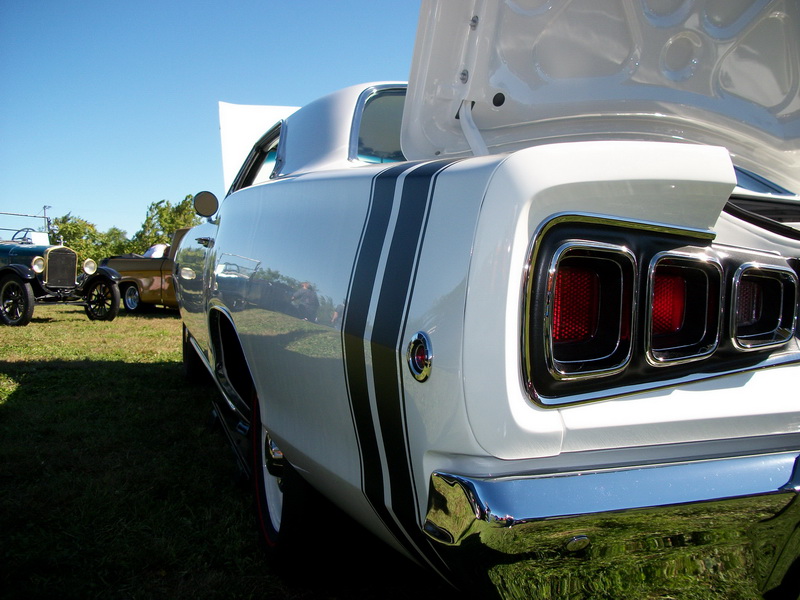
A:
<box><xmin>29</xmin><ymin>316</ymin><xmax>59</xmax><ymax>324</ymax></box>
<box><xmin>0</xmin><ymin>358</ymin><xmax>454</xmax><ymax>600</ymax></box>
<box><xmin>116</xmin><ymin>306</ymin><xmax>181</xmax><ymax>320</ymax></box>
<box><xmin>25</xmin><ymin>304</ymin><xmax>179</xmax><ymax>326</ymax></box>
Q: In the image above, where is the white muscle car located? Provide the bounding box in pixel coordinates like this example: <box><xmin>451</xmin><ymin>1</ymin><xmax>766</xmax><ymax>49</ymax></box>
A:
<box><xmin>176</xmin><ymin>1</ymin><xmax>800</xmax><ymax>597</ymax></box>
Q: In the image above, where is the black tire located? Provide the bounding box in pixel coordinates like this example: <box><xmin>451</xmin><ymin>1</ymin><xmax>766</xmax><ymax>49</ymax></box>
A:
<box><xmin>0</xmin><ymin>274</ymin><xmax>35</xmax><ymax>326</ymax></box>
<box><xmin>122</xmin><ymin>284</ymin><xmax>143</xmax><ymax>313</ymax></box>
<box><xmin>84</xmin><ymin>277</ymin><xmax>120</xmax><ymax>321</ymax></box>
<box><xmin>251</xmin><ymin>390</ymin><xmax>305</xmax><ymax>555</ymax></box>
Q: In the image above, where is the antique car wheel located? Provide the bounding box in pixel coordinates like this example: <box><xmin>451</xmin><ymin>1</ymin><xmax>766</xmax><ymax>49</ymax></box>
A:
<box><xmin>251</xmin><ymin>391</ymin><xmax>305</xmax><ymax>554</ymax></box>
<box><xmin>0</xmin><ymin>274</ymin><xmax>35</xmax><ymax>326</ymax></box>
<box><xmin>122</xmin><ymin>285</ymin><xmax>143</xmax><ymax>313</ymax></box>
<box><xmin>83</xmin><ymin>278</ymin><xmax>120</xmax><ymax>321</ymax></box>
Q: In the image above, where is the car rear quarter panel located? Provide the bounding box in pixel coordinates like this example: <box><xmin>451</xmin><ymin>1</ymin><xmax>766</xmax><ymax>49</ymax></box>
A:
<box><xmin>207</xmin><ymin>167</ymin><xmax>408</xmax><ymax>519</ymax></box>
<box><xmin>461</xmin><ymin>140</ymin><xmax>800</xmax><ymax>462</ymax></box>
<box><xmin>202</xmin><ymin>158</ymin><xmax>515</xmax><ymax>548</ymax></box>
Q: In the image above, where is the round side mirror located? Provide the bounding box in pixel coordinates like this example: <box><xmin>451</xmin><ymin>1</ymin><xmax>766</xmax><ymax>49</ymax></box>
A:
<box><xmin>193</xmin><ymin>191</ymin><xmax>219</xmax><ymax>218</ymax></box>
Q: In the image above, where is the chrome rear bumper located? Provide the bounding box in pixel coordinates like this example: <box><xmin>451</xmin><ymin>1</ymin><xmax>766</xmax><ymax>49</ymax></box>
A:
<box><xmin>425</xmin><ymin>451</ymin><xmax>800</xmax><ymax>598</ymax></box>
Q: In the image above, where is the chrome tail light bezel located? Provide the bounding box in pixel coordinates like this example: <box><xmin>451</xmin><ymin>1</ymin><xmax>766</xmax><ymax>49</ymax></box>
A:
<box><xmin>544</xmin><ymin>241</ymin><xmax>637</xmax><ymax>380</ymax></box>
<box><xmin>645</xmin><ymin>251</ymin><xmax>723</xmax><ymax>366</ymax></box>
<box><xmin>730</xmin><ymin>263</ymin><xmax>798</xmax><ymax>351</ymax></box>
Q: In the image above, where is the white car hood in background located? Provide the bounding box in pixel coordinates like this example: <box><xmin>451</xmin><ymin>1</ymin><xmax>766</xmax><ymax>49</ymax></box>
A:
<box><xmin>401</xmin><ymin>0</ymin><xmax>800</xmax><ymax>192</ymax></box>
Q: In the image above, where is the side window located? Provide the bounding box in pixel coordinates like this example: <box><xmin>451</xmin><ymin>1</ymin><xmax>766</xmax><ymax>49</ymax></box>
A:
<box><xmin>229</xmin><ymin>124</ymin><xmax>282</xmax><ymax>194</ymax></box>
<box><xmin>356</xmin><ymin>89</ymin><xmax>405</xmax><ymax>163</ymax></box>
<box><xmin>251</xmin><ymin>142</ymin><xmax>279</xmax><ymax>186</ymax></box>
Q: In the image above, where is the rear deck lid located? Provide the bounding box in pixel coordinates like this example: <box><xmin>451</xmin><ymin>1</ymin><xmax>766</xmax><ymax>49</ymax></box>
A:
<box><xmin>401</xmin><ymin>0</ymin><xmax>800</xmax><ymax>192</ymax></box>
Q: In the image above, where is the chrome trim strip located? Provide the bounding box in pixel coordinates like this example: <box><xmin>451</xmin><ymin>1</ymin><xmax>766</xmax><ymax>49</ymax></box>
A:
<box><xmin>645</xmin><ymin>250</ymin><xmax>723</xmax><ymax>366</ymax></box>
<box><xmin>537</xmin><ymin>348</ymin><xmax>800</xmax><ymax>406</ymax></box>
<box><xmin>530</xmin><ymin>212</ymin><xmax>717</xmax><ymax>250</ymax></box>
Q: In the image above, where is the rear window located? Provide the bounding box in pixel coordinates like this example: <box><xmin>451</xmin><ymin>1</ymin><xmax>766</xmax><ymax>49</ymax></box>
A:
<box><xmin>356</xmin><ymin>90</ymin><xmax>405</xmax><ymax>163</ymax></box>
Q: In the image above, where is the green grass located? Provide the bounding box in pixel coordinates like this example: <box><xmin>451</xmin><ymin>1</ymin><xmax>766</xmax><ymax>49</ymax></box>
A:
<box><xmin>0</xmin><ymin>304</ymin><xmax>449</xmax><ymax>599</ymax></box>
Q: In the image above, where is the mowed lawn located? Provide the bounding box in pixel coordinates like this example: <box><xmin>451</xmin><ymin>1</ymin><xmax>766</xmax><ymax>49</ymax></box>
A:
<box><xmin>0</xmin><ymin>304</ymin><xmax>451</xmax><ymax>599</ymax></box>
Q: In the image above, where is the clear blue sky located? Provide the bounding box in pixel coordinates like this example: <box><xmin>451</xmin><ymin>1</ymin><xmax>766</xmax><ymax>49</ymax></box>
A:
<box><xmin>0</xmin><ymin>1</ymin><xmax>421</xmax><ymax>238</ymax></box>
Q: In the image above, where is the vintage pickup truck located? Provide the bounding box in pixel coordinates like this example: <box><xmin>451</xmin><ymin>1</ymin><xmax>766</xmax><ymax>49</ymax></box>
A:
<box><xmin>101</xmin><ymin>229</ymin><xmax>188</xmax><ymax>312</ymax></box>
<box><xmin>176</xmin><ymin>1</ymin><xmax>800</xmax><ymax>597</ymax></box>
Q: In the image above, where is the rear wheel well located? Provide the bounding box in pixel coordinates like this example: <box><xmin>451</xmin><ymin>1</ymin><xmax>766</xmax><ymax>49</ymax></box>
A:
<box><xmin>209</xmin><ymin>308</ymin><xmax>255</xmax><ymax>416</ymax></box>
<box><xmin>206</xmin><ymin>309</ymin><xmax>318</xmax><ymax>557</ymax></box>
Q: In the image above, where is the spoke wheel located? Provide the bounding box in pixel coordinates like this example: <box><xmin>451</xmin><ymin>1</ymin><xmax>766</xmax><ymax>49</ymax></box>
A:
<box><xmin>84</xmin><ymin>278</ymin><xmax>120</xmax><ymax>321</ymax></box>
<box><xmin>0</xmin><ymin>274</ymin><xmax>35</xmax><ymax>326</ymax></box>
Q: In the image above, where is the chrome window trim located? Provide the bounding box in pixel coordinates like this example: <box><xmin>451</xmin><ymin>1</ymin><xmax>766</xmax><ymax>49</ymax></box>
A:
<box><xmin>348</xmin><ymin>84</ymin><xmax>407</xmax><ymax>164</ymax></box>
<box><xmin>228</xmin><ymin>120</ymin><xmax>284</xmax><ymax>195</ymax></box>
<box><xmin>730</xmin><ymin>262</ymin><xmax>799</xmax><ymax>351</ymax></box>
<box><xmin>543</xmin><ymin>240</ymin><xmax>637</xmax><ymax>381</ymax></box>
<box><xmin>644</xmin><ymin>250</ymin><xmax>723</xmax><ymax>367</ymax></box>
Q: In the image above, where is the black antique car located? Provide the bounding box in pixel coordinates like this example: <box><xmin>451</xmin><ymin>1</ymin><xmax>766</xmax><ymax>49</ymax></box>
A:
<box><xmin>0</xmin><ymin>212</ymin><xmax>120</xmax><ymax>325</ymax></box>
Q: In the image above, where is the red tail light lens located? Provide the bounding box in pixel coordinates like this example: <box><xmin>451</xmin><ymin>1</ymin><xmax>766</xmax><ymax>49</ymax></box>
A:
<box><xmin>652</xmin><ymin>272</ymin><xmax>686</xmax><ymax>335</ymax></box>
<box><xmin>553</xmin><ymin>266</ymin><xmax>599</xmax><ymax>343</ymax></box>
<box><xmin>646</xmin><ymin>254</ymin><xmax>722</xmax><ymax>365</ymax></box>
<box><xmin>544</xmin><ymin>243</ymin><xmax>635</xmax><ymax>380</ymax></box>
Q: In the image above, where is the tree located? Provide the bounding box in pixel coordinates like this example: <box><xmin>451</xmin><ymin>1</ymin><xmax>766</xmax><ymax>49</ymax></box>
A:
<box><xmin>130</xmin><ymin>195</ymin><xmax>201</xmax><ymax>253</ymax></box>
<box><xmin>101</xmin><ymin>227</ymin><xmax>130</xmax><ymax>257</ymax></box>
<box><xmin>50</xmin><ymin>194</ymin><xmax>201</xmax><ymax>262</ymax></box>
<box><xmin>51</xmin><ymin>216</ymin><xmax>134</xmax><ymax>263</ymax></box>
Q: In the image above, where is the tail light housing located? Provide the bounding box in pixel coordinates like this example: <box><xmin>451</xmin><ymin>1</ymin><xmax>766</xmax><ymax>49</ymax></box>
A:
<box><xmin>731</xmin><ymin>264</ymin><xmax>798</xmax><ymax>350</ymax></box>
<box><xmin>523</xmin><ymin>218</ymin><xmax>800</xmax><ymax>405</ymax></box>
<box><xmin>545</xmin><ymin>242</ymin><xmax>635</xmax><ymax>380</ymax></box>
<box><xmin>646</xmin><ymin>253</ymin><xmax>723</xmax><ymax>365</ymax></box>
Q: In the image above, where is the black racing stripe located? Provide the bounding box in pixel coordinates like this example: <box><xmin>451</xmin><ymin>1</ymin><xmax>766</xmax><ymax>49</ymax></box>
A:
<box><xmin>370</xmin><ymin>160</ymin><xmax>456</xmax><ymax>570</ymax></box>
<box><xmin>343</xmin><ymin>159</ymin><xmax>459</xmax><ymax>573</ymax></box>
<box><xmin>343</xmin><ymin>163</ymin><xmax>415</xmax><ymax>520</ymax></box>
